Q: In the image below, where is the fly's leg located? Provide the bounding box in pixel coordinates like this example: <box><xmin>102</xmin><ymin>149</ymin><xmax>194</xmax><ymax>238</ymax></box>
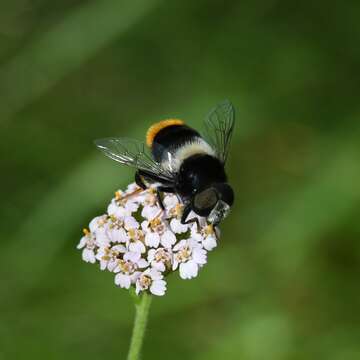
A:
<box><xmin>156</xmin><ymin>186</ymin><xmax>176</xmax><ymax>210</ymax></box>
<box><xmin>135</xmin><ymin>171</ymin><xmax>147</xmax><ymax>190</ymax></box>
<box><xmin>136</xmin><ymin>170</ymin><xmax>176</xmax><ymax>211</ymax></box>
<box><xmin>156</xmin><ymin>190</ymin><xmax>165</xmax><ymax>210</ymax></box>
<box><xmin>181</xmin><ymin>203</ymin><xmax>200</xmax><ymax>229</ymax></box>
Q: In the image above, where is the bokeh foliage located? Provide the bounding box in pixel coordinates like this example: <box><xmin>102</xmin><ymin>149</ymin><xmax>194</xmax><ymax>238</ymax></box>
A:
<box><xmin>1</xmin><ymin>0</ymin><xmax>360</xmax><ymax>359</ymax></box>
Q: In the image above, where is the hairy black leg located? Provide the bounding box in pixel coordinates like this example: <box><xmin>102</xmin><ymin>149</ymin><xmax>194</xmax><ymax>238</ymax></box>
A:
<box><xmin>156</xmin><ymin>186</ymin><xmax>176</xmax><ymax>210</ymax></box>
<box><xmin>156</xmin><ymin>190</ymin><xmax>165</xmax><ymax>210</ymax></box>
<box><xmin>136</xmin><ymin>169</ymin><xmax>177</xmax><ymax>212</ymax></box>
<box><xmin>181</xmin><ymin>203</ymin><xmax>200</xmax><ymax>229</ymax></box>
<box><xmin>181</xmin><ymin>203</ymin><xmax>191</xmax><ymax>224</ymax></box>
<box><xmin>135</xmin><ymin>171</ymin><xmax>147</xmax><ymax>190</ymax></box>
<box><xmin>157</xmin><ymin>186</ymin><xmax>176</xmax><ymax>194</ymax></box>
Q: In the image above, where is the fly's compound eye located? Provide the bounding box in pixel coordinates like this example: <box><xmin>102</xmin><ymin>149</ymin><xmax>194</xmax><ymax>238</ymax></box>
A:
<box><xmin>193</xmin><ymin>188</ymin><xmax>218</xmax><ymax>216</ymax></box>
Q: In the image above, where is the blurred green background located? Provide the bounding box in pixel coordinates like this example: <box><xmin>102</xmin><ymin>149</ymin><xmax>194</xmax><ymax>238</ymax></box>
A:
<box><xmin>1</xmin><ymin>0</ymin><xmax>360</xmax><ymax>359</ymax></box>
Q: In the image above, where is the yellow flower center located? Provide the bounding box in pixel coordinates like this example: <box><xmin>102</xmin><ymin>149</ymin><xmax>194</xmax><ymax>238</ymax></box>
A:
<box><xmin>82</xmin><ymin>228</ymin><xmax>96</xmax><ymax>249</ymax></box>
<box><xmin>170</xmin><ymin>203</ymin><xmax>184</xmax><ymax>219</ymax></box>
<box><xmin>176</xmin><ymin>246</ymin><xmax>191</xmax><ymax>263</ymax></box>
<box><xmin>109</xmin><ymin>216</ymin><xmax>124</xmax><ymax>229</ymax></box>
<box><xmin>154</xmin><ymin>249</ymin><xmax>171</xmax><ymax>264</ymax></box>
<box><xmin>114</xmin><ymin>190</ymin><xmax>129</xmax><ymax>206</ymax></box>
<box><xmin>101</xmin><ymin>247</ymin><xmax>119</xmax><ymax>261</ymax></box>
<box><xmin>203</xmin><ymin>224</ymin><xmax>215</xmax><ymax>236</ymax></box>
<box><xmin>128</xmin><ymin>229</ymin><xmax>145</xmax><ymax>242</ymax></box>
<box><xmin>115</xmin><ymin>191</ymin><xmax>123</xmax><ymax>200</ymax></box>
<box><xmin>149</xmin><ymin>217</ymin><xmax>165</xmax><ymax>234</ymax></box>
<box><xmin>149</xmin><ymin>217</ymin><xmax>161</xmax><ymax>228</ymax></box>
<box><xmin>117</xmin><ymin>259</ymin><xmax>136</xmax><ymax>274</ymax></box>
<box><xmin>139</xmin><ymin>274</ymin><xmax>152</xmax><ymax>289</ymax></box>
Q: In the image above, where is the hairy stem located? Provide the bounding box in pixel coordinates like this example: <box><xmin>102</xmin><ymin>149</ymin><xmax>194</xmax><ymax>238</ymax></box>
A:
<box><xmin>127</xmin><ymin>293</ymin><xmax>152</xmax><ymax>360</ymax></box>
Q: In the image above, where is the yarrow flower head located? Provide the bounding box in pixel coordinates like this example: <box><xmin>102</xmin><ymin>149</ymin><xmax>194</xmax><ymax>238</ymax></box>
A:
<box><xmin>77</xmin><ymin>183</ymin><xmax>219</xmax><ymax>296</ymax></box>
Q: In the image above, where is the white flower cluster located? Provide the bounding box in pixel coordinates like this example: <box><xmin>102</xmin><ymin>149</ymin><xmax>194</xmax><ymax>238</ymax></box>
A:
<box><xmin>77</xmin><ymin>183</ymin><xmax>219</xmax><ymax>296</ymax></box>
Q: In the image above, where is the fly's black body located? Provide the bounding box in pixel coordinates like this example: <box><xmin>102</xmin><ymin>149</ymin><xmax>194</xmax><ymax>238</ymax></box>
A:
<box><xmin>95</xmin><ymin>101</ymin><xmax>235</xmax><ymax>227</ymax></box>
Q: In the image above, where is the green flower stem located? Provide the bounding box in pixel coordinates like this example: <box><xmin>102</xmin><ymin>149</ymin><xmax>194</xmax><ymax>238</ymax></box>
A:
<box><xmin>127</xmin><ymin>292</ymin><xmax>152</xmax><ymax>360</ymax></box>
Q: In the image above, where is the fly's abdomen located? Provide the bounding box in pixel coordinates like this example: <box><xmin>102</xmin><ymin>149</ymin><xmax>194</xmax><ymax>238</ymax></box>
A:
<box><xmin>146</xmin><ymin>119</ymin><xmax>216</xmax><ymax>172</ymax></box>
<box><xmin>146</xmin><ymin>119</ymin><xmax>185</xmax><ymax>148</ymax></box>
<box><xmin>146</xmin><ymin>120</ymin><xmax>198</xmax><ymax>159</ymax></box>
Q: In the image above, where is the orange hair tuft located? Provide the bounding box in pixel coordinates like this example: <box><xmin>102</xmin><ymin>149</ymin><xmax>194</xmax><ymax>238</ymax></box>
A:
<box><xmin>146</xmin><ymin>119</ymin><xmax>184</xmax><ymax>147</ymax></box>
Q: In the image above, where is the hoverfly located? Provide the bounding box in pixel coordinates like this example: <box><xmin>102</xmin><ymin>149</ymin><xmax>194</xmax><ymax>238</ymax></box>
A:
<box><xmin>95</xmin><ymin>100</ymin><xmax>235</xmax><ymax>227</ymax></box>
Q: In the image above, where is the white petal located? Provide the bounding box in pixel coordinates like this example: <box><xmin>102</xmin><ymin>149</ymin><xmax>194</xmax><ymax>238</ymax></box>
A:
<box><xmin>108</xmin><ymin>228</ymin><xmax>128</xmax><ymax>243</ymax></box>
<box><xmin>77</xmin><ymin>236</ymin><xmax>87</xmax><ymax>249</ymax></box>
<box><xmin>149</xmin><ymin>268</ymin><xmax>163</xmax><ymax>280</ymax></box>
<box><xmin>141</xmin><ymin>220</ymin><xmax>149</xmax><ymax>232</ymax></box>
<box><xmin>190</xmin><ymin>225</ymin><xmax>203</xmax><ymax>242</ymax></box>
<box><xmin>192</xmin><ymin>233</ymin><xmax>203</xmax><ymax>243</ymax></box>
<box><xmin>141</xmin><ymin>268</ymin><xmax>151</xmax><ymax>276</ymax></box>
<box><xmin>89</xmin><ymin>216</ymin><xmax>106</xmax><ymax>232</ymax></box>
<box><xmin>152</xmin><ymin>261</ymin><xmax>165</xmax><ymax>272</ymax></box>
<box><xmin>173</xmin><ymin>239</ymin><xmax>187</xmax><ymax>252</ymax></box>
<box><xmin>137</xmin><ymin>259</ymin><xmax>149</xmax><ymax>268</ymax></box>
<box><xmin>89</xmin><ymin>218</ymin><xmax>98</xmax><ymax>232</ymax></box>
<box><xmin>115</xmin><ymin>273</ymin><xmax>131</xmax><ymax>289</ymax></box>
<box><xmin>125</xmin><ymin>201</ymin><xmax>139</xmax><ymax>213</ymax></box>
<box><xmin>135</xmin><ymin>282</ymin><xmax>142</xmax><ymax>295</ymax></box>
<box><xmin>126</xmin><ymin>183</ymin><xmax>139</xmax><ymax>193</ymax></box>
<box><xmin>107</xmin><ymin>202</ymin><xmax>117</xmax><ymax>215</ymax></box>
<box><xmin>113</xmin><ymin>265</ymin><xmax>120</xmax><ymax>273</ymax></box>
<box><xmin>124</xmin><ymin>216</ymin><xmax>139</xmax><ymax>230</ymax></box>
<box><xmin>129</xmin><ymin>241</ymin><xmax>146</xmax><ymax>253</ymax></box>
<box><xmin>112</xmin><ymin>244</ymin><xmax>126</xmax><ymax>253</ymax></box>
<box><xmin>179</xmin><ymin>261</ymin><xmax>198</xmax><ymax>279</ymax></box>
<box><xmin>145</xmin><ymin>232</ymin><xmax>160</xmax><ymax>248</ymax></box>
<box><xmin>82</xmin><ymin>249</ymin><xmax>96</xmax><ymax>263</ymax></box>
<box><xmin>160</xmin><ymin>231</ymin><xmax>176</xmax><ymax>248</ymax></box>
<box><xmin>108</xmin><ymin>203</ymin><xmax>127</xmax><ymax>218</ymax></box>
<box><xmin>190</xmin><ymin>223</ymin><xmax>197</xmax><ymax>234</ymax></box>
<box><xmin>170</xmin><ymin>218</ymin><xmax>188</xmax><ymax>234</ymax></box>
<box><xmin>192</xmin><ymin>247</ymin><xmax>207</xmax><ymax>265</ymax></box>
<box><xmin>95</xmin><ymin>251</ymin><xmax>103</xmax><ymax>261</ymax></box>
<box><xmin>202</xmin><ymin>235</ymin><xmax>217</xmax><ymax>251</ymax></box>
<box><xmin>188</xmin><ymin>238</ymin><xmax>201</xmax><ymax>249</ymax></box>
<box><xmin>130</xmin><ymin>271</ymin><xmax>141</xmax><ymax>283</ymax></box>
<box><xmin>141</xmin><ymin>206</ymin><xmax>159</xmax><ymax>220</ymax></box>
<box><xmin>96</xmin><ymin>232</ymin><xmax>111</xmax><ymax>247</ymax></box>
<box><xmin>124</xmin><ymin>251</ymin><xmax>141</xmax><ymax>262</ymax></box>
<box><xmin>150</xmin><ymin>279</ymin><xmax>167</xmax><ymax>296</ymax></box>
<box><xmin>163</xmin><ymin>194</ymin><xmax>178</xmax><ymax>209</ymax></box>
<box><xmin>147</xmin><ymin>249</ymin><xmax>156</xmax><ymax>262</ymax></box>
<box><xmin>172</xmin><ymin>259</ymin><xmax>179</xmax><ymax>271</ymax></box>
<box><xmin>107</xmin><ymin>259</ymin><xmax>118</xmax><ymax>272</ymax></box>
<box><xmin>99</xmin><ymin>260</ymin><xmax>107</xmax><ymax>270</ymax></box>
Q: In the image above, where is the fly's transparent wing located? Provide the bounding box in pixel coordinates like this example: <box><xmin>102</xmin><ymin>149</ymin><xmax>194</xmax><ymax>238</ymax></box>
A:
<box><xmin>204</xmin><ymin>100</ymin><xmax>235</xmax><ymax>164</ymax></box>
<box><xmin>94</xmin><ymin>137</ymin><xmax>174</xmax><ymax>182</ymax></box>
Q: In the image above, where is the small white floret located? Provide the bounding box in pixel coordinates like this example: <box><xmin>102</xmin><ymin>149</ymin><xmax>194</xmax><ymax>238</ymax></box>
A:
<box><xmin>78</xmin><ymin>183</ymin><xmax>220</xmax><ymax>296</ymax></box>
